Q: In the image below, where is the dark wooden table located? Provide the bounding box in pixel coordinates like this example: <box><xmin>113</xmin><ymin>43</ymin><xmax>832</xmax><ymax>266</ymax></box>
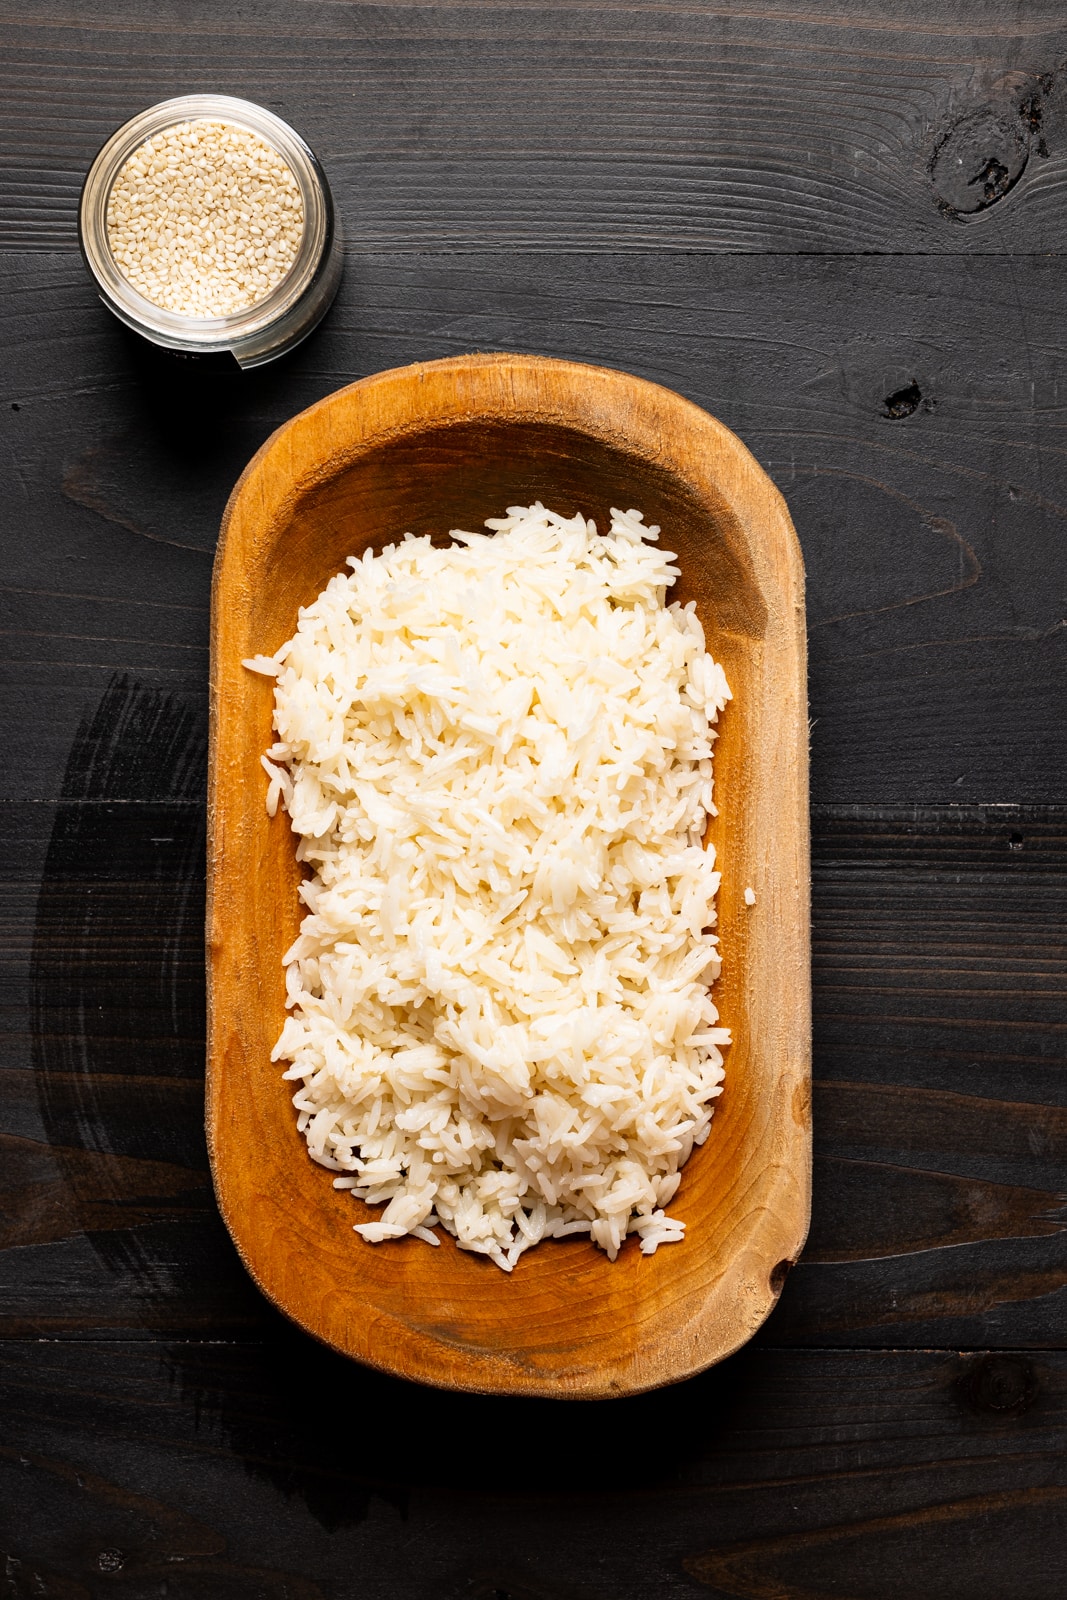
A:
<box><xmin>3</xmin><ymin>3</ymin><xmax>1066</xmax><ymax>1596</ymax></box>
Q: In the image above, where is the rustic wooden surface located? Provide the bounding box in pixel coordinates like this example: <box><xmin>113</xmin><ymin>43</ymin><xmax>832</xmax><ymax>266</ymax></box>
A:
<box><xmin>1</xmin><ymin>0</ymin><xmax>1065</xmax><ymax>1592</ymax></box>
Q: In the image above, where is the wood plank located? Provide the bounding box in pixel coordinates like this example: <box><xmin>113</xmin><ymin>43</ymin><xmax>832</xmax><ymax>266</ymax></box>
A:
<box><xmin>2</xmin><ymin>797</ymin><xmax>1063</xmax><ymax>1342</ymax></box>
<box><xmin>4</xmin><ymin>250</ymin><xmax>1067</xmax><ymax>806</ymax></box>
<box><xmin>1</xmin><ymin>1341</ymin><xmax>1065</xmax><ymax>1598</ymax></box>
<box><xmin>4</xmin><ymin>0</ymin><xmax>1067</xmax><ymax>253</ymax></box>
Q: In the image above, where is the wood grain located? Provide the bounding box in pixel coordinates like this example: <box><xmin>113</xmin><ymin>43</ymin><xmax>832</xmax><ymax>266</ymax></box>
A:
<box><xmin>4</xmin><ymin>249</ymin><xmax>1067</xmax><ymax>807</ymax></box>
<box><xmin>1</xmin><ymin>1340</ymin><xmax>1065</xmax><ymax>1599</ymax></box>
<box><xmin>4</xmin><ymin>0</ymin><xmax>1067</xmax><ymax>254</ymax></box>
<box><xmin>3</xmin><ymin>267</ymin><xmax>1064</xmax><ymax>1345</ymax></box>
<box><xmin>2</xmin><ymin>0</ymin><xmax>1066</xmax><ymax>1580</ymax></box>
<box><xmin>3</xmin><ymin>795</ymin><xmax>1063</xmax><ymax>1342</ymax></box>
<box><xmin>207</xmin><ymin>352</ymin><xmax>811</xmax><ymax>1395</ymax></box>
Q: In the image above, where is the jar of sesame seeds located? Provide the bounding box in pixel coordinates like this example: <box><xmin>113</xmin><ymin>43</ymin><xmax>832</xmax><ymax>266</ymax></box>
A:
<box><xmin>79</xmin><ymin>95</ymin><xmax>342</xmax><ymax>368</ymax></box>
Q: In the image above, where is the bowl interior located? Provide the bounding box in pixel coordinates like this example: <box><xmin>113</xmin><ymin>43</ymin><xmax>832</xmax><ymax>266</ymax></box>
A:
<box><xmin>212</xmin><ymin>372</ymin><xmax>808</xmax><ymax>1397</ymax></box>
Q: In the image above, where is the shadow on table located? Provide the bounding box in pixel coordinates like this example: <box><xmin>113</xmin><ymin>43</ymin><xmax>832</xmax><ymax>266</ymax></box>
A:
<box><xmin>164</xmin><ymin>1305</ymin><xmax>753</xmax><ymax>1533</ymax></box>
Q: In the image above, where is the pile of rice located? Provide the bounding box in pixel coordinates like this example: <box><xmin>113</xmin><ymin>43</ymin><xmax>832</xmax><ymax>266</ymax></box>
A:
<box><xmin>244</xmin><ymin>503</ymin><xmax>732</xmax><ymax>1271</ymax></box>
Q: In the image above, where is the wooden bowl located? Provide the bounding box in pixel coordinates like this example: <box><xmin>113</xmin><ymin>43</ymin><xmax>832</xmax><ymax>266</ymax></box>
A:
<box><xmin>208</xmin><ymin>353</ymin><xmax>810</xmax><ymax>1398</ymax></box>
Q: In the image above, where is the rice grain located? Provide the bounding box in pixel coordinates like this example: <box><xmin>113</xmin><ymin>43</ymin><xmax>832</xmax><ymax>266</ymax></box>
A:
<box><xmin>244</xmin><ymin>503</ymin><xmax>732</xmax><ymax>1271</ymax></box>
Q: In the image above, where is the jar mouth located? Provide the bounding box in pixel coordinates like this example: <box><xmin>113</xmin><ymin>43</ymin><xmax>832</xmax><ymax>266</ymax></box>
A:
<box><xmin>79</xmin><ymin>95</ymin><xmax>335</xmax><ymax>352</ymax></box>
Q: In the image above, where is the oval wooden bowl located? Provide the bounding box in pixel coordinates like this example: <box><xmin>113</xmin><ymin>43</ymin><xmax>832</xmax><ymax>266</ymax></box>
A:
<box><xmin>208</xmin><ymin>352</ymin><xmax>810</xmax><ymax>1398</ymax></box>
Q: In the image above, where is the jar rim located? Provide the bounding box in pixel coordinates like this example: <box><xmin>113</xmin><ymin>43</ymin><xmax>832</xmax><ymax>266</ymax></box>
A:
<box><xmin>79</xmin><ymin>95</ymin><xmax>335</xmax><ymax>354</ymax></box>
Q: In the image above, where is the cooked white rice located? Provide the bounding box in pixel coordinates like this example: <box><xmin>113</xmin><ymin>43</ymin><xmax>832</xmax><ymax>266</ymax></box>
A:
<box><xmin>243</xmin><ymin>503</ymin><xmax>732</xmax><ymax>1271</ymax></box>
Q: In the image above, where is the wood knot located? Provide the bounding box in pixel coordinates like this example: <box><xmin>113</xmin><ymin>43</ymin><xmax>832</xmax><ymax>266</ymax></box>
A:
<box><xmin>958</xmin><ymin>1354</ymin><xmax>1038</xmax><ymax>1417</ymax></box>
<box><xmin>882</xmin><ymin>381</ymin><xmax>925</xmax><ymax>420</ymax></box>
<box><xmin>930</xmin><ymin>106</ymin><xmax>1029</xmax><ymax>213</ymax></box>
<box><xmin>929</xmin><ymin>64</ymin><xmax>1064</xmax><ymax>216</ymax></box>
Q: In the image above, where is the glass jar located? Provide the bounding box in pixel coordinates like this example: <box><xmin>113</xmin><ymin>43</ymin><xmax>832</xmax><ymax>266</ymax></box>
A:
<box><xmin>78</xmin><ymin>94</ymin><xmax>342</xmax><ymax>368</ymax></box>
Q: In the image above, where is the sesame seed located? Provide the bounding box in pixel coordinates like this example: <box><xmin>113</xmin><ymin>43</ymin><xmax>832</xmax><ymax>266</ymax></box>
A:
<box><xmin>106</xmin><ymin>118</ymin><xmax>305</xmax><ymax>319</ymax></box>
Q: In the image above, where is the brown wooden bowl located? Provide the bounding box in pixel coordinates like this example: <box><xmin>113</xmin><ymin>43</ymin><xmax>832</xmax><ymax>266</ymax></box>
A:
<box><xmin>208</xmin><ymin>352</ymin><xmax>810</xmax><ymax>1398</ymax></box>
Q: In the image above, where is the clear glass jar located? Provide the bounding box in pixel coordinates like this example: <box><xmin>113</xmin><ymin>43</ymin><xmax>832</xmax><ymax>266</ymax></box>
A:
<box><xmin>79</xmin><ymin>94</ymin><xmax>342</xmax><ymax>368</ymax></box>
